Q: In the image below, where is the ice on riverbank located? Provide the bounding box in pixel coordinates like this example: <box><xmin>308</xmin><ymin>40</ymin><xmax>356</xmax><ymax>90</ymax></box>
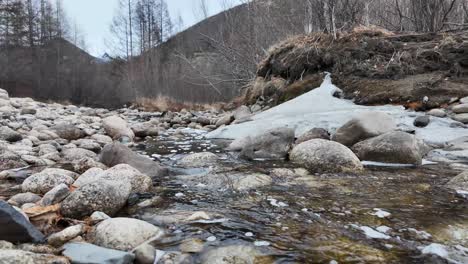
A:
<box><xmin>207</xmin><ymin>74</ymin><xmax>466</xmax><ymax>145</ymax></box>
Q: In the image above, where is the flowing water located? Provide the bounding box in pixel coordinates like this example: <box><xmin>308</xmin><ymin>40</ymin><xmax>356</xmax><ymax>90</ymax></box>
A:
<box><xmin>129</xmin><ymin>128</ymin><xmax>468</xmax><ymax>264</ymax></box>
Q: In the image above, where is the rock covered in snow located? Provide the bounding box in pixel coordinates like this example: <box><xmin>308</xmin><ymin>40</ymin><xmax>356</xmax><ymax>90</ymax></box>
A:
<box><xmin>90</xmin><ymin>218</ymin><xmax>164</xmax><ymax>251</ymax></box>
<box><xmin>352</xmin><ymin>131</ymin><xmax>429</xmax><ymax>165</ymax></box>
<box><xmin>290</xmin><ymin>139</ymin><xmax>363</xmax><ymax>173</ymax></box>
<box><xmin>332</xmin><ymin>112</ymin><xmax>397</xmax><ymax>146</ymax></box>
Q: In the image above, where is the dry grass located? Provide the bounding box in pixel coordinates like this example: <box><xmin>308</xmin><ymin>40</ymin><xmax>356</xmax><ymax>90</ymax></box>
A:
<box><xmin>134</xmin><ymin>96</ymin><xmax>224</xmax><ymax>112</ymax></box>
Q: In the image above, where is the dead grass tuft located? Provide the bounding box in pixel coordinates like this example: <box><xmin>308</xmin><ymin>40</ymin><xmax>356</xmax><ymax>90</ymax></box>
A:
<box><xmin>134</xmin><ymin>96</ymin><xmax>224</xmax><ymax>112</ymax></box>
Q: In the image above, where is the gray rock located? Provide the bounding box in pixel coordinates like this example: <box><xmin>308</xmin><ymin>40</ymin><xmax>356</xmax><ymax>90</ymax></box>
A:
<box><xmin>62</xmin><ymin>242</ymin><xmax>135</xmax><ymax>264</ymax></box>
<box><xmin>47</xmin><ymin>224</ymin><xmax>84</xmax><ymax>247</ymax></box>
<box><xmin>0</xmin><ymin>126</ymin><xmax>22</xmax><ymax>142</ymax></box>
<box><xmin>177</xmin><ymin>172</ymin><xmax>272</xmax><ymax>192</ymax></box>
<box><xmin>90</xmin><ymin>218</ymin><xmax>164</xmax><ymax>251</ymax></box>
<box><xmin>73</xmin><ymin>168</ymin><xmax>105</xmax><ymax>188</ymax></box>
<box><xmin>133</xmin><ymin>243</ymin><xmax>156</xmax><ymax>264</ymax></box>
<box><xmin>75</xmin><ymin>139</ymin><xmax>101</xmax><ymax>152</ymax></box>
<box><xmin>0</xmin><ymin>201</ymin><xmax>45</xmax><ymax>243</ymax></box>
<box><xmin>229</xmin><ymin>127</ymin><xmax>295</xmax><ymax>160</ymax></box>
<box><xmin>72</xmin><ymin>157</ymin><xmax>107</xmax><ymax>174</ymax></box>
<box><xmin>414</xmin><ymin>116</ymin><xmax>430</xmax><ymax>128</ymax></box>
<box><xmin>453</xmin><ymin>103</ymin><xmax>468</xmax><ymax>114</ymax></box>
<box><xmin>460</xmin><ymin>96</ymin><xmax>468</xmax><ymax>104</ymax></box>
<box><xmin>290</xmin><ymin>139</ymin><xmax>363</xmax><ymax>173</ymax></box>
<box><xmin>445</xmin><ymin>171</ymin><xmax>468</xmax><ymax>192</ymax></box>
<box><xmin>132</xmin><ymin>122</ymin><xmax>160</xmax><ymax>137</ymax></box>
<box><xmin>7</xmin><ymin>193</ymin><xmax>41</xmax><ymax>207</ymax></box>
<box><xmin>0</xmin><ymin>89</ymin><xmax>8</xmax><ymax>100</ymax></box>
<box><xmin>22</xmin><ymin>168</ymin><xmax>76</xmax><ymax>194</ymax></box>
<box><xmin>90</xmin><ymin>211</ymin><xmax>111</xmax><ymax>222</ymax></box>
<box><xmin>0</xmin><ymin>150</ymin><xmax>28</xmax><ymax>171</ymax></box>
<box><xmin>100</xmin><ymin>142</ymin><xmax>167</xmax><ymax>178</ymax></box>
<box><xmin>352</xmin><ymin>131</ymin><xmax>428</xmax><ymax>165</ymax></box>
<box><xmin>233</xmin><ymin>105</ymin><xmax>251</xmax><ymax>120</ymax></box>
<box><xmin>200</xmin><ymin>245</ymin><xmax>263</xmax><ymax>264</ymax></box>
<box><xmin>332</xmin><ymin>112</ymin><xmax>397</xmax><ymax>146</ymax></box>
<box><xmin>62</xmin><ymin>148</ymin><xmax>97</xmax><ymax>162</ymax></box>
<box><xmin>91</xmin><ymin>134</ymin><xmax>113</xmax><ymax>145</ymax></box>
<box><xmin>196</xmin><ymin>116</ymin><xmax>212</xmax><ymax>126</ymax></box>
<box><xmin>215</xmin><ymin>114</ymin><xmax>234</xmax><ymax>127</ymax></box>
<box><xmin>20</xmin><ymin>108</ymin><xmax>36</xmax><ymax>115</ymax></box>
<box><xmin>60</xmin><ymin>179</ymin><xmax>131</xmax><ymax>219</ymax></box>
<box><xmin>178</xmin><ymin>152</ymin><xmax>219</xmax><ymax>168</ymax></box>
<box><xmin>103</xmin><ymin>116</ymin><xmax>135</xmax><ymax>141</ymax></box>
<box><xmin>40</xmin><ymin>184</ymin><xmax>70</xmax><ymax>206</ymax></box>
<box><xmin>51</xmin><ymin>123</ymin><xmax>86</xmax><ymax>140</ymax></box>
<box><xmin>98</xmin><ymin>164</ymin><xmax>152</xmax><ymax>193</ymax></box>
<box><xmin>296</xmin><ymin>128</ymin><xmax>330</xmax><ymax>144</ymax></box>
<box><xmin>0</xmin><ymin>249</ymin><xmax>68</xmax><ymax>264</ymax></box>
<box><xmin>427</xmin><ymin>109</ymin><xmax>446</xmax><ymax>118</ymax></box>
<box><xmin>452</xmin><ymin>113</ymin><xmax>468</xmax><ymax>124</ymax></box>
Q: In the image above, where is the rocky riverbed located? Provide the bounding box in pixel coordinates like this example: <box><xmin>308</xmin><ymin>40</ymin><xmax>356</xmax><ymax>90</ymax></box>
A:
<box><xmin>0</xmin><ymin>86</ymin><xmax>467</xmax><ymax>264</ymax></box>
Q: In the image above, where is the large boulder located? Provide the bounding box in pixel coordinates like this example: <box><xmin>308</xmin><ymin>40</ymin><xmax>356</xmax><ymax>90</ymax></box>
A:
<box><xmin>228</xmin><ymin>127</ymin><xmax>295</xmax><ymax>160</ymax></box>
<box><xmin>0</xmin><ymin>126</ymin><xmax>22</xmax><ymax>142</ymax></box>
<box><xmin>332</xmin><ymin>112</ymin><xmax>397</xmax><ymax>146</ymax></box>
<box><xmin>131</xmin><ymin>122</ymin><xmax>160</xmax><ymax>138</ymax></box>
<box><xmin>0</xmin><ymin>201</ymin><xmax>45</xmax><ymax>243</ymax></box>
<box><xmin>290</xmin><ymin>139</ymin><xmax>363</xmax><ymax>173</ymax></box>
<box><xmin>90</xmin><ymin>218</ymin><xmax>164</xmax><ymax>251</ymax></box>
<box><xmin>100</xmin><ymin>142</ymin><xmax>167</xmax><ymax>178</ymax></box>
<box><xmin>60</xmin><ymin>179</ymin><xmax>131</xmax><ymax>219</ymax></box>
<box><xmin>352</xmin><ymin>131</ymin><xmax>428</xmax><ymax>165</ymax></box>
<box><xmin>22</xmin><ymin>168</ymin><xmax>77</xmax><ymax>194</ymax></box>
<box><xmin>62</xmin><ymin>242</ymin><xmax>135</xmax><ymax>264</ymax></box>
<box><xmin>73</xmin><ymin>168</ymin><xmax>105</xmax><ymax>188</ymax></box>
<box><xmin>103</xmin><ymin>116</ymin><xmax>135</xmax><ymax>141</ymax></box>
<box><xmin>51</xmin><ymin>123</ymin><xmax>86</xmax><ymax>140</ymax></box>
<box><xmin>296</xmin><ymin>128</ymin><xmax>330</xmax><ymax>144</ymax></box>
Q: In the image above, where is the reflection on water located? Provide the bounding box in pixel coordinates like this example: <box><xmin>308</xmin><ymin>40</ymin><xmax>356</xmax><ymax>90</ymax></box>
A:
<box><xmin>129</xmin><ymin>129</ymin><xmax>468</xmax><ymax>263</ymax></box>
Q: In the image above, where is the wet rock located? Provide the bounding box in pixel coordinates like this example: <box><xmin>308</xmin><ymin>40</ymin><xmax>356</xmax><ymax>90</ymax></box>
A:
<box><xmin>452</xmin><ymin>113</ymin><xmax>468</xmax><ymax>124</ymax></box>
<box><xmin>73</xmin><ymin>168</ymin><xmax>105</xmax><ymax>188</ymax></box>
<box><xmin>133</xmin><ymin>243</ymin><xmax>156</xmax><ymax>264</ymax></box>
<box><xmin>215</xmin><ymin>114</ymin><xmax>234</xmax><ymax>127</ymax></box>
<box><xmin>62</xmin><ymin>242</ymin><xmax>135</xmax><ymax>264</ymax></box>
<box><xmin>0</xmin><ymin>126</ymin><xmax>22</xmax><ymax>142</ymax></box>
<box><xmin>100</xmin><ymin>142</ymin><xmax>167</xmax><ymax>178</ymax></box>
<box><xmin>414</xmin><ymin>115</ymin><xmax>430</xmax><ymax>127</ymax></box>
<box><xmin>445</xmin><ymin>171</ymin><xmax>468</xmax><ymax>192</ymax></box>
<box><xmin>200</xmin><ymin>245</ymin><xmax>264</xmax><ymax>264</ymax></box>
<box><xmin>352</xmin><ymin>131</ymin><xmax>428</xmax><ymax>165</ymax></box>
<box><xmin>229</xmin><ymin>127</ymin><xmax>295</xmax><ymax>160</ymax></box>
<box><xmin>47</xmin><ymin>224</ymin><xmax>84</xmax><ymax>247</ymax></box>
<box><xmin>427</xmin><ymin>109</ymin><xmax>446</xmax><ymax>118</ymax></box>
<box><xmin>178</xmin><ymin>152</ymin><xmax>219</xmax><ymax>168</ymax></box>
<box><xmin>0</xmin><ymin>201</ymin><xmax>45</xmax><ymax>243</ymax></box>
<box><xmin>332</xmin><ymin>112</ymin><xmax>397</xmax><ymax>146</ymax></box>
<box><xmin>8</xmin><ymin>193</ymin><xmax>41</xmax><ymax>207</ymax></box>
<box><xmin>90</xmin><ymin>218</ymin><xmax>164</xmax><ymax>251</ymax></box>
<box><xmin>290</xmin><ymin>139</ymin><xmax>363</xmax><ymax>173</ymax></box>
<box><xmin>51</xmin><ymin>123</ymin><xmax>86</xmax><ymax>140</ymax></box>
<box><xmin>60</xmin><ymin>179</ymin><xmax>131</xmax><ymax>219</ymax></box>
<box><xmin>98</xmin><ymin>164</ymin><xmax>152</xmax><ymax>193</ymax></box>
<box><xmin>179</xmin><ymin>238</ymin><xmax>204</xmax><ymax>253</ymax></box>
<box><xmin>296</xmin><ymin>128</ymin><xmax>330</xmax><ymax>144</ymax></box>
<box><xmin>22</xmin><ymin>168</ymin><xmax>77</xmax><ymax>194</ymax></box>
<box><xmin>62</xmin><ymin>147</ymin><xmax>97</xmax><ymax>162</ymax></box>
<box><xmin>452</xmin><ymin>103</ymin><xmax>468</xmax><ymax>114</ymax></box>
<box><xmin>103</xmin><ymin>115</ymin><xmax>135</xmax><ymax>141</ymax></box>
<box><xmin>178</xmin><ymin>171</ymin><xmax>272</xmax><ymax>192</ymax></box>
<box><xmin>40</xmin><ymin>184</ymin><xmax>70</xmax><ymax>206</ymax></box>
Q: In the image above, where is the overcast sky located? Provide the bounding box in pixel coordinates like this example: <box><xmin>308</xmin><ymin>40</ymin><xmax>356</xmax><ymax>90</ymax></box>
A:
<box><xmin>62</xmin><ymin>0</ymin><xmax>242</xmax><ymax>56</ymax></box>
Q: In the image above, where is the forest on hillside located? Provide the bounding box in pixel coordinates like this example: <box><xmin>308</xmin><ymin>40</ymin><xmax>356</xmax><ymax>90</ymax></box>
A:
<box><xmin>1</xmin><ymin>0</ymin><xmax>468</xmax><ymax>107</ymax></box>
